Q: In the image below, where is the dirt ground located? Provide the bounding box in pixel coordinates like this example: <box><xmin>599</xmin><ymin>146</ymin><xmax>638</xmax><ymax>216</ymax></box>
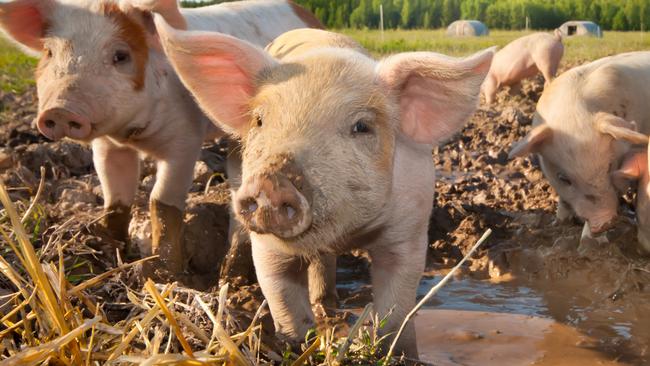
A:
<box><xmin>1</xmin><ymin>66</ymin><xmax>649</xmax><ymax>364</ymax></box>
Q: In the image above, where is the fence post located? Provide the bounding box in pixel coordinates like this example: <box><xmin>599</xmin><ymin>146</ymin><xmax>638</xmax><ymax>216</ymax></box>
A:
<box><xmin>380</xmin><ymin>3</ymin><xmax>384</xmax><ymax>43</ymax></box>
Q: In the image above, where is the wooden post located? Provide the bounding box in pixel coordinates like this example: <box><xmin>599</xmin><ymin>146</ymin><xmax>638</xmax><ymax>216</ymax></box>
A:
<box><xmin>380</xmin><ymin>4</ymin><xmax>384</xmax><ymax>43</ymax></box>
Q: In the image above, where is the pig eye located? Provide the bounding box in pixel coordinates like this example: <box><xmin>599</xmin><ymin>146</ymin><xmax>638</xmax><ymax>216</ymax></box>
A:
<box><xmin>113</xmin><ymin>50</ymin><xmax>131</xmax><ymax>65</ymax></box>
<box><xmin>351</xmin><ymin>120</ymin><xmax>372</xmax><ymax>135</ymax></box>
<box><xmin>557</xmin><ymin>172</ymin><xmax>572</xmax><ymax>186</ymax></box>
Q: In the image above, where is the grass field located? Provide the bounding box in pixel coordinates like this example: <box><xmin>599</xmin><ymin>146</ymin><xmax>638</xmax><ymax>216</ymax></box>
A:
<box><xmin>1</xmin><ymin>30</ymin><xmax>650</xmax><ymax>94</ymax></box>
<box><xmin>0</xmin><ymin>38</ymin><xmax>36</xmax><ymax>94</ymax></box>
<box><xmin>342</xmin><ymin>29</ymin><xmax>650</xmax><ymax>62</ymax></box>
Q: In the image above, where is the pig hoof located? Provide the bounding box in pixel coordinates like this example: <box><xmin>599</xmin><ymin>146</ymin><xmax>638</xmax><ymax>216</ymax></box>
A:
<box><xmin>94</xmin><ymin>204</ymin><xmax>131</xmax><ymax>241</ymax></box>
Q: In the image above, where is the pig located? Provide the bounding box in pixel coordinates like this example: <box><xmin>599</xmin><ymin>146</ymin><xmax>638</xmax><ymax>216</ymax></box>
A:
<box><xmin>509</xmin><ymin>52</ymin><xmax>650</xmax><ymax>235</ymax></box>
<box><xmin>613</xmin><ymin>144</ymin><xmax>650</xmax><ymax>253</ymax></box>
<box><xmin>154</xmin><ymin>20</ymin><xmax>493</xmax><ymax>357</ymax></box>
<box><xmin>482</xmin><ymin>30</ymin><xmax>564</xmax><ymax>104</ymax></box>
<box><xmin>0</xmin><ymin>0</ymin><xmax>322</xmax><ymax>276</ymax></box>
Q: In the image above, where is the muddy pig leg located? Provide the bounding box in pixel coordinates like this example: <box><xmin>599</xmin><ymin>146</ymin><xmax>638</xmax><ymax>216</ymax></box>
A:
<box><xmin>148</xmin><ymin>142</ymin><xmax>201</xmax><ymax>275</ymax></box>
<box><xmin>92</xmin><ymin>137</ymin><xmax>139</xmax><ymax>252</ymax></box>
<box><xmin>308</xmin><ymin>254</ymin><xmax>337</xmax><ymax>315</ymax></box>
<box><xmin>252</xmin><ymin>235</ymin><xmax>314</xmax><ymax>341</ymax></box>
<box><xmin>220</xmin><ymin>139</ymin><xmax>256</xmax><ymax>283</ymax></box>
<box><xmin>369</xmin><ymin>236</ymin><xmax>426</xmax><ymax>359</ymax></box>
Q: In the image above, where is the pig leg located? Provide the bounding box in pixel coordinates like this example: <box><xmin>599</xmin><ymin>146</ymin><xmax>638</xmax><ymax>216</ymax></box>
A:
<box><xmin>220</xmin><ymin>140</ymin><xmax>256</xmax><ymax>283</ymax></box>
<box><xmin>539</xmin><ymin>59</ymin><xmax>558</xmax><ymax>88</ymax></box>
<box><xmin>251</xmin><ymin>236</ymin><xmax>314</xmax><ymax>340</ymax></box>
<box><xmin>92</xmin><ymin>137</ymin><xmax>140</xmax><ymax>250</ymax></box>
<box><xmin>481</xmin><ymin>74</ymin><xmax>498</xmax><ymax>105</ymax></box>
<box><xmin>148</xmin><ymin>144</ymin><xmax>201</xmax><ymax>274</ymax></box>
<box><xmin>369</xmin><ymin>237</ymin><xmax>426</xmax><ymax>358</ymax></box>
<box><xmin>308</xmin><ymin>254</ymin><xmax>337</xmax><ymax>315</ymax></box>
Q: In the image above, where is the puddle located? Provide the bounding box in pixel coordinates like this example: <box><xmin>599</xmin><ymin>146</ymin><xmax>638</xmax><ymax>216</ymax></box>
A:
<box><xmin>337</xmin><ymin>268</ymin><xmax>648</xmax><ymax>365</ymax></box>
<box><xmin>415</xmin><ymin>309</ymin><xmax>625</xmax><ymax>366</ymax></box>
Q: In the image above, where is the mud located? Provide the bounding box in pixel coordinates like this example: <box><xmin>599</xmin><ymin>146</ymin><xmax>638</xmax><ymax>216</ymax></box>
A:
<box><xmin>1</xmin><ymin>66</ymin><xmax>650</xmax><ymax>364</ymax></box>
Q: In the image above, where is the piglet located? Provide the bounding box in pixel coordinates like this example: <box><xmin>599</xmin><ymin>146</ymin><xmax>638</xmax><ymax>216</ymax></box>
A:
<box><xmin>155</xmin><ymin>20</ymin><xmax>493</xmax><ymax>357</ymax></box>
<box><xmin>0</xmin><ymin>0</ymin><xmax>322</xmax><ymax>277</ymax></box>
<box><xmin>482</xmin><ymin>30</ymin><xmax>563</xmax><ymax>104</ymax></box>
<box><xmin>509</xmin><ymin>52</ymin><xmax>650</xmax><ymax>235</ymax></box>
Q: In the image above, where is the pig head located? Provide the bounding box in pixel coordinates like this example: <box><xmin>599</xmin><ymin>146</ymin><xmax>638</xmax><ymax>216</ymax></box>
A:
<box><xmin>509</xmin><ymin>55</ymin><xmax>650</xmax><ymax>234</ymax></box>
<box><xmin>0</xmin><ymin>0</ymin><xmax>175</xmax><ymax>142</ymax></box>
<box><xmin>155</xmin><ymin>19</ymin><xmax>493</xmax><ymax>357</ymax></box>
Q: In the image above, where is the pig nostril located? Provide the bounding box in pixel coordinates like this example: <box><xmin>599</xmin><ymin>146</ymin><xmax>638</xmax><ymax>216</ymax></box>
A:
<box><xmin>240</xmin><ymin>199</ymin><xmax>258</xmax><ymax>215</ymax></box>
<box><xmin>68</xmin><ymin>121</ymin><xmax>82</xmax><ymax>130</ymax></box>
<box><xmin>44</xmin><ymin>120</ymin><xmax>56</xmax><ymax>129</ymax></box>
<box><xmin>283</xmin><ymin>203</ymin><xmax>297</xmax><ymax>220</ymax></box>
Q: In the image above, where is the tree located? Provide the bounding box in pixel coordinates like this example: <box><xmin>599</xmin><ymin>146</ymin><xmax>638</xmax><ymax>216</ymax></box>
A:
<box><xmin>401</xmin><ymin>0</ymin><xmax>412</xmax><ymax>27</ymax></box>
<box><xmin>612</xmin><ymin>7</ymin><xmax>628</xmax><ymax>30</ymax></box>
<box><xmin>442</xmin><ymin>0</ymin><xmax>461</xmax><ymax>26</ymax></box>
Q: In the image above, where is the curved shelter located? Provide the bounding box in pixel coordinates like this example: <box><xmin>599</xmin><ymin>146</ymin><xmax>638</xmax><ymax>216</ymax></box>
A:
<box><xmin>446</xmin><ymin>20</ymin><xmax>489</xmax><ymax>37</ymax></box>
<box><xmin>559</xmin><ymin>21</ymin><xmax>602</xmax><ymax>37</ymax></box>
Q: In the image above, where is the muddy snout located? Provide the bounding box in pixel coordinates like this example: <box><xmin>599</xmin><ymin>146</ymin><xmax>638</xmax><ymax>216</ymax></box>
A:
<box><xmin>37</xmin><ymin>108</ymin><xmax>91</xmax><ymax>141</ymax></box>
<box><xmin>234</xmin><ymin>166</ymin><xmax>312</xmax><ymax>239</ymax></box>
<box><xmin>588</xmin><ymin>217</ymin><xmax>617</xmax><ymax>235</ymax></box>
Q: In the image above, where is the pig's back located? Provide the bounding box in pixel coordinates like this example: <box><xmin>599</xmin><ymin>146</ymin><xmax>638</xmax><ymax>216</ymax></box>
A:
<box><xmin>180</xmin><ymin>0</ymin><xmax>321</xmax><ymax>47</ymax></box>
<box><xmin>491</xmin><ymin>33</ymin><xmax>558</xmax><ymax>81</ymax></box>
<box><xmin>540</xmin><ymin>52</ymin><xmax>650</xmax><ymax>132</ymax></box>
<box><xmin>265</xmin><ymin>28</ymin><xmax>368</xmax><ymax>61</ymax></box>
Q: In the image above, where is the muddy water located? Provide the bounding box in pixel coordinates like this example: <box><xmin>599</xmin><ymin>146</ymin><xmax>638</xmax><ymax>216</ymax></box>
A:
<box><xmin>338</xmin><ymin>268</ymin><xmax>647</xmax><ymax>365</ymax></box>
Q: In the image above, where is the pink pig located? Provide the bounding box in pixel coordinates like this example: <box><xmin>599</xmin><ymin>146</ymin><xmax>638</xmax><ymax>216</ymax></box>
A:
<box><xmin>0</xmin><ymin>0</ymin><xmax>321</xmax><ymax>275</ymax></box>
<box><xmin>510</xmin><ymin>52</ymin><xmax>650</xmax><ymax>235</ymax></box>
<box><xmin>482</xmin><ymin>30</ymin><xmax>564</xmax><ymax>104</ymax></box>
<box><xmin>155</xmin><ymin>20</ymin><xmax>493</xmax><ymax>357</ymax></box>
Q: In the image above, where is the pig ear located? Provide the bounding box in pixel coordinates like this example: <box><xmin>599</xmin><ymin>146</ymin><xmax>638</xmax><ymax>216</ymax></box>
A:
<box><xmin>154</xmin><ymin>15</ymin><xmax>276</xmax><ymax>135</ymax></box>
<box><xmin>508</xmin><ymin>124</ymin><xmax>553</xmax><ymax>158</ymax></box>
<box><xmin>128</xmin><ymin>0</ymin><xmax>186</xmax><ymax>30</ymax></box>
<box><xmin>0</xmin><ymin>0</ymin><xmax>53</xmax><ymax>55</ymax></box>
<box><xmin>376</xmin><ymin>47</ymin><xmax>495</xmax><ymax>144</ymax></box>
<box><xmin>596</xmin><ymin>112</ymin><xmax>648</xmax><ymax>144</ymax></box>
<box><xmin>613</xmin><ymin>150</ymin><xmax>648</xmax><ymax>183</ymax></box>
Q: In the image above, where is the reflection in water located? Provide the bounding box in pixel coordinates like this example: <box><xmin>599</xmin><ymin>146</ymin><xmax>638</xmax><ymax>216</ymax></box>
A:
<box><xmin>417</xmin><ymin>275</ymin><xmax>546</xmax><ymax>316</ymax></box>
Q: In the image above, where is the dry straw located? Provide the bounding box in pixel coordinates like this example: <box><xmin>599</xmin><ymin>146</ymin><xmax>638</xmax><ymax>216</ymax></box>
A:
<box><xmin>0</xmin><ymin>177</ymin><xmax>280</xmax><ymax>364</ymax></box>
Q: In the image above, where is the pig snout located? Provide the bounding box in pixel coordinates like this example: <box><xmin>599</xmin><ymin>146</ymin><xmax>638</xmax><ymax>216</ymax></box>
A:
<box><xmin>37</xmin><ymin>108</ymin><xmax>91</xmax><ymax>141</ymax></box>
<box><xmin>235</xmin><ymin>167</ymin><xmax>312</xmax><ymax>239</ymax></box>
<box><xmin>588</xmin><ymin>215</ymin><xmax>617</xmax><ymax>234</ymax></box>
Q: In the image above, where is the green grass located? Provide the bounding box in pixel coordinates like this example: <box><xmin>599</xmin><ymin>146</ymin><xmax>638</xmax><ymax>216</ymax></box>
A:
<box><xmin>0</xmin><ymin>38</ymin><xmax>37</xmax><ymax>94</ymax></box>
<box><xmin>0</xmin><ymin>30</ymin><xmax>649</xmax><ymax>96</ymax></box>
<box><xmin>341</xmin><ymin>29</ymin><xmax>650</xmax><ymax>63</ymax></box>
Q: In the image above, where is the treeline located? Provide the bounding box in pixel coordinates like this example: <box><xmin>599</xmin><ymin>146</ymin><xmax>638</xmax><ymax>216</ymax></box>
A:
<box><xmin>180</xmin><ymin>0</ymin><xmax>650</xmax><ymax>31</ymax></box>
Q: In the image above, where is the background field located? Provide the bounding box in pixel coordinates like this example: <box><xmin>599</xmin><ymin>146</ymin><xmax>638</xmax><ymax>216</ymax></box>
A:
<box><xmin>2</xmin><ymin>30</ymin><xmax>649</xmax><ymax>96</ymax></box>
<box><xmin>0</xmin><ymin>38</ymin><xmax>36</xmax><ymax>94</ymax></box>
<box><xmin>343</xmin><ymin>29</ymin><xmax>650</xmax><ymax>61</ymax></box>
